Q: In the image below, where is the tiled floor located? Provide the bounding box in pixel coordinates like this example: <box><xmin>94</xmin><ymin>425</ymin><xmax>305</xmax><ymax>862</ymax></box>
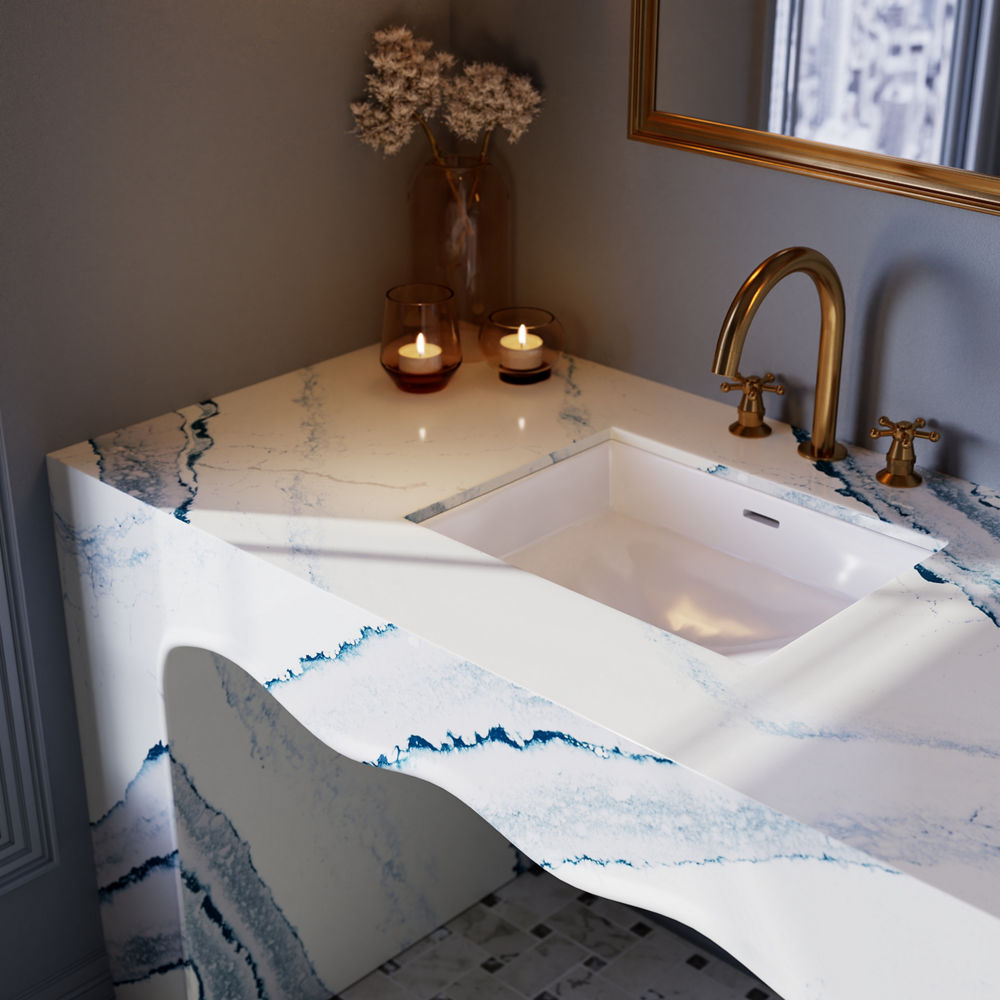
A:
<box><xmin>338</xmin><ymin>866</ymin><xmax>782</xmax><ymax>1000</ymax></box>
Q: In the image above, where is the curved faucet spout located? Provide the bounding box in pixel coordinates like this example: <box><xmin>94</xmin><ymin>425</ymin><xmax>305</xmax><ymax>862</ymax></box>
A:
<box><xmin>712</xmin><ymin>246</ymin><xmax>847</xmax><ymax>462</ymax></box>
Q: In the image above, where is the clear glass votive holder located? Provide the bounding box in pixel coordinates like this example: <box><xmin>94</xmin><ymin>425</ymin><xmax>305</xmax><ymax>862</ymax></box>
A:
<box><xmin>480</xmin><ymin>307</ymin><xmax>563</xmax><ymax>384</ymax></box>
<box><xmin>381</xmin><ymin>283</ymin><xmax>462</xmax><ymax>393</ymax></box>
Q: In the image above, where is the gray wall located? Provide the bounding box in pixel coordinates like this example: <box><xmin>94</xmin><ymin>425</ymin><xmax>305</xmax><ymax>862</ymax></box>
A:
<box><xmin>456</xmin><ymin>1</ymin><xmax>1000</xmax><ymax>490</ymax></box>
<box><xmin>655</xmin><ymin>0</ymin><xmax>770</xmax><ymax>129</ymax></box>
<box><xmin>3</xmin><ymin>0</ymin><xmax>999</xmax><ymax>994</ymax></box>
<box><xmin>0</xmin><ymin>1</ymin><xmax>447</xmax><ymax>994</ymax></box>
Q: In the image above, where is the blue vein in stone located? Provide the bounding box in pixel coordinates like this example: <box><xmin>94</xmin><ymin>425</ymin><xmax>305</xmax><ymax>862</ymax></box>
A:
<box><xmin>89</xmin><ymin>436</ymin><xmax>107</xmax><ymax>479</ymax></box>
<box><xmin>264</xmin><ymin>623</ymin><xmax>397</xmax><ymax>689</ymax></box>
<box><xmin>542</xmin><ymin>854</ymin><xmax>637</xmax><ymax>869</ymax></box>
<box><xmin>793</xmin><ymin>428</ymin><xmax>1000</xmax><ymax>625</ymax></box>
<box><xmin>291</xmin><ymin>367</ymin><xmax>325</xmax><ymax>457</ymax></box>
<box><xmin>749</xmin><ymin>715</ymin><xmax>1000</xmax><ymax>761</ymax></box>
<box><xmin>87</xmin><ymin>423</ymin><xmax>178</xmax><ymax>508</ymax></box>
<box><xmin>173</xmin><ymin>399</ymin><xmax>220</xmax><ymax>523</ymax></box>
<box><xmin>370</xmin><ymin>725</ymin><xmax>675</xmax><ymax>769</ymax></box>
<box><xmin>919</xmin><ymin>477</ymin><xmax>1000</xmax><ymax>625</ymax></box>
<box><xmin>102</xmin><ymin>741</ymin><xmax>329</xmax><ymax>997</ymax></box>
<box><xmin>555</xmin><ymin>355</ymin><xmax>592</xmax><ymax>433</ymax></box>
<box><xmin>92</xmin><ymin>741</ymin><xmax>185</xmax><ymax>987</ymax></box>
<box><xmin>930</xmin><ymin>559</ymin><xmax>999</xmax><ymax>628</ymax></box>
<box><xmin>915</xmin><ymin>563</ymin><xmax>950</xmax><ymax>587</ymax></box>
<box><xmin>115</xmin><ymin>959</ymin><xmax>197</xmax><ymax>991</ymax></box>
<box><xmin>169</xmin><ymin>750</ymin><xmax>329</xmax><ymax>998</ymax></box>
<box><xmin>545</xmin><ymin>849</ymin><xmax>898</xmax><ymax>876</ymax></box>
<box><xmin>92</xmin><ymin>740</ymin><xmax>170</xmax><ymax>829</ymax></box>
<box><xmin>87</xmin><ymin>400</ymin><xmax>219</xmax><ymax>519</ymax></box>
<box><xmin>926</xmin><ymin>475</ymin><xmax>1000</xmax><ymax>545</ymax></box>
<box><xmin>52</xmin><ymin>510</ymin><xmax>152</xmax><ymax>601</ymax></box>
<box><xmin>788</xmin><ymin>428</ymin><xmax>878</xmax><ymax>514</ymax></box>
<box><xmin>680</xmin><ymin>651</ymin><xmax>1000</xmax><ymax>759</ymax></box>
<box><xmin>561</xmin><ymin>410</ymin><xmax>590</xmax><ymax>430</ymax></box>
<box><xmin>182</xmin><ymin>869</ymin><xmax>268</xmax><ymax>999</ymax></box>
<box><xmin>666</xmin><ymin>633</ymin><xmax>1000</xmax><ymax>760</ymax></box>
<box><xmin>974</xmin><ymin>487</ymin><xmax>1000</xmax><ymax>513</ymax></box>
<box><xmin>98</xmin><ymin>850</ymin><xmax>179</xmax><ymax>902</ymax></box>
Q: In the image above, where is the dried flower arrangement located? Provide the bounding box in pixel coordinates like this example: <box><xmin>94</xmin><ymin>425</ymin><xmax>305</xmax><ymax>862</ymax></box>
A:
<box><xmin>351</xmin><ymin>26</ymin><xmax>542</xmax><ymax>165</ymax></box>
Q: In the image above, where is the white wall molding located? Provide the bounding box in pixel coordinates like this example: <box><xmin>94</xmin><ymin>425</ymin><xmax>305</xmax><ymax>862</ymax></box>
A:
<box><xmin>0</xmin><ymin>413</ymin><xmax>57</xmax><ymax>894</ymax></box>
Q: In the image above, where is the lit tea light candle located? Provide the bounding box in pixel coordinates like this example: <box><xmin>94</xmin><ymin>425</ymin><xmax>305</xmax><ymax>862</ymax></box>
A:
<box><xmin>398</xmin><ymin>332</ymin><xmax>443</xmax><ymax>374</ymax></box>
<box><xmin>499</xmin><ymin>324</ymin><xmax>544</xmax><ymax>371</ymax></box>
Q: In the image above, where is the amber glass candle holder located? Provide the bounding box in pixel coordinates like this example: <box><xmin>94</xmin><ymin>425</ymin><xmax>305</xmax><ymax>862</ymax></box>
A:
<box><xmin>381</xmin><ymin>283</ymin><xmax>462</xmax><ymax>392</ymax></box>
<box><xmin>480</xmin><ymin>307</ymin><xmax>563</xmax><ymax>384</ymax></box>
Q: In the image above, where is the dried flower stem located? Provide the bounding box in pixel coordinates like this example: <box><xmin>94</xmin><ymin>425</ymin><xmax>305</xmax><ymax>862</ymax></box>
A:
<box><xmin>413</xmin><ymin>110</ymin><xmax>468</xmax><ymax>211</ymax></box>
<box><xmin>414</xmin><ymin>111</ymin><xmax>446</xmax><ymax>166</ymax></box>
<box><xmin>478</xmin><ymin>128</ymin><xmax>494</xmax><ymax>163</ymax></box>
<box><xmin>463</xmin><ymin>131</ymin><xmax>492</xmax><ymax>206</ymax></box>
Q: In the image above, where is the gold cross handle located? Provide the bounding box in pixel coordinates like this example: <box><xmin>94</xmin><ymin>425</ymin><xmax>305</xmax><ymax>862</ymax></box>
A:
<box><xmin>869</xmin><ymin>417</ymin><xmax>940</xmax><ymax>488</ymax></box>
<box><xmin>719</xmin><ymin>373</ymin><xmax>785</xmax><ymax>438</ymax></box>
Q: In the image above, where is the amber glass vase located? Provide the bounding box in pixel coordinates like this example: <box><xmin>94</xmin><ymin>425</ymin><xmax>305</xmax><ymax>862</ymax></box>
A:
<box><xmin>409</xmin><ymin>156</ymin><xmax>511</xmax><ymax>327</ymax></box>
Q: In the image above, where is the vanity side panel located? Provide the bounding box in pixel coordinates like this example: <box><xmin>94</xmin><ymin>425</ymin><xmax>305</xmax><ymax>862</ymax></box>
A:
<box><xmin>47</xmin><ymin>458</ymin><xmax>518</xmax><ymax>997</ymax></box>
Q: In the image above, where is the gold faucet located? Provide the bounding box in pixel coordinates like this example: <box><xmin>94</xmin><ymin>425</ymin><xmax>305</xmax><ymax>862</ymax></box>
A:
<box><xmin>712</xmin><ymin>247</ymin><xmax>847</xmax><ymax>461</ymax></box>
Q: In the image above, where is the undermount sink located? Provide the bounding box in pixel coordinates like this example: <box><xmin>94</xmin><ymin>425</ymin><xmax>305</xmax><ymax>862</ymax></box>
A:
<box><xmin>418</xmin><ymin>433</ymin><xmax>942</xmax><ymax>664</ymax></box>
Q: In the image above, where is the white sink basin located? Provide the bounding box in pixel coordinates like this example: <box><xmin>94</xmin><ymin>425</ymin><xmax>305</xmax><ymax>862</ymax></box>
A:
<box><xmin>420</xmin><ymin>434</ymin><xmax>942</xmax><ymax>664</ymax></box>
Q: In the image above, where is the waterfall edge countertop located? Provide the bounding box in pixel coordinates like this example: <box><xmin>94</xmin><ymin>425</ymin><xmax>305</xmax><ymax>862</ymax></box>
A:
<box><xmin>48</xmin><ymin>345</ymin><xmax>1000</xmax><ymax>999</ymax></box>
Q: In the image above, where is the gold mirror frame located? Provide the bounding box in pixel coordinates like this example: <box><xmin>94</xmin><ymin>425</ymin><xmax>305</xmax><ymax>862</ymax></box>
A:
<box><xmin>629</xmin><ymin>0</ymin><xmax>1000</xmax><ymax>216</ymax></box>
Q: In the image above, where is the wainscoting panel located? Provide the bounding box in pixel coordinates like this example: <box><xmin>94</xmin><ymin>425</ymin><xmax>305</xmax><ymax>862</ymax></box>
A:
<box><xmin>0</xmin><ymin>415</ymin><xmax>57</xmax><ymax>894</ymax></box>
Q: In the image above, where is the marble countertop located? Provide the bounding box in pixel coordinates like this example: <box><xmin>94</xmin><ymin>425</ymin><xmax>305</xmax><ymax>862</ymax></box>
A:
<box><xmin>50</xmin><ymin>344</ymin><xmax>1000</xmax><ymax>998</ymax></box>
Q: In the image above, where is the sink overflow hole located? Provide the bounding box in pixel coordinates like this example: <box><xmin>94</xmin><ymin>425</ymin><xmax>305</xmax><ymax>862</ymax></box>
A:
<box><xmin>743</xmin><ymin>509</ymin><xmax>780</xmax><ymax>529</ymax></box>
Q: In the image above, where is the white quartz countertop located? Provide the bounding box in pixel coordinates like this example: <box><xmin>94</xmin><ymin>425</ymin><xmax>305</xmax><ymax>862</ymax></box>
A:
<box><xmin>51</xmin><ymin>344</ymin><xmax>1000</xmax><ymax>996</ymax></box>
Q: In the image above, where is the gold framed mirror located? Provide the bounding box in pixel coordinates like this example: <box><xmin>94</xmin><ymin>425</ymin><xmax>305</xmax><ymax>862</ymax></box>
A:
<box><xmin>628</xmin><ymin>0</ymin><xmax>1000</xmax><ymax>215</ymax></box>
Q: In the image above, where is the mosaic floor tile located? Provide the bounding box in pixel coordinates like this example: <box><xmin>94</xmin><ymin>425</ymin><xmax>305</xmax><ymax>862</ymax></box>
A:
<box><xmin>589</xmin><ymin>896</ymin><xmax>647</xmax><ymax>930</ymax></box>
<box><xmin>544</xmin><ymin>963</ymin><xmax>633</xmax><ymax>998</ymax></box>
<box><xmin>599</xmin><ymin>937</ymin><xmax>695</xmax><ymax>995</ymax></box>
<box><xmin>495</xmin><ymin>933</ymin><xmax>588</xmax><ymax>996</ymax></box>
<box><xmin>448</xmin><ymin>903</ymin><xmax>536</xmax><ymax>961</ymax></box>
<box><xmin>546</xmin><ymin>898</ymin><xmax>640</xmax><ymax>960</ymax></box>
<box><xmin>495</xmin><ymin>867</ymin><xmax>582</xmax><ymax>920</ymax></box>
<box><xmin>489</xmin><ymin>895</ymin><xmax>551</xmax><ymax>933</ymax></box>
<box><xmin>339</xmin><ymin>968</ymin><xmax>413</xmax><ymax>999</ymax></box>
<box><xmin>391</xmin><ymin>931</ymin><xmax>490</xmax><ymax>997</ymax></box>
<box><xmin>641</xmin><ymin>959</ymin><xmax>736</xmax><ymax>999</ymax></box>
<box><xmin>340</xmin><ymin>866</ymin><xmax>784</xmax><ymax>1000</ymax></box>
<box><xmin>436</xmin><ymin>965</ymin><xmax>526</xmax><ymax>1000</ymax></box>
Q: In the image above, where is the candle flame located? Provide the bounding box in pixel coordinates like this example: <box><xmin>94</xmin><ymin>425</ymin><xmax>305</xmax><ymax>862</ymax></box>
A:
<box><xmin>416</xmin><ymin>332</ymin><xmax>426</xmax><ymax>357</ymax></box>
<box><xmin>517</xmin><ymin>323</ymin><xmax>528</xmax><ymax>347</ymax></box>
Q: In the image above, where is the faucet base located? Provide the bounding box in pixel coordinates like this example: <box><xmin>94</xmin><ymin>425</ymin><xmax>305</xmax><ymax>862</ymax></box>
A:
<box><xmin>798</xmin><ymin>440</ymin><xmax>847</xmax><ymax>462</ymax></box>
<box><xmin>729</xmin><ymin>421</ymin><xmax>772</xmax><ymax>438</ymax></box>
<box><xmin>876</xmin><ymin>468</ymin><xmax>923</xmax><ymax>488</ymax></box>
